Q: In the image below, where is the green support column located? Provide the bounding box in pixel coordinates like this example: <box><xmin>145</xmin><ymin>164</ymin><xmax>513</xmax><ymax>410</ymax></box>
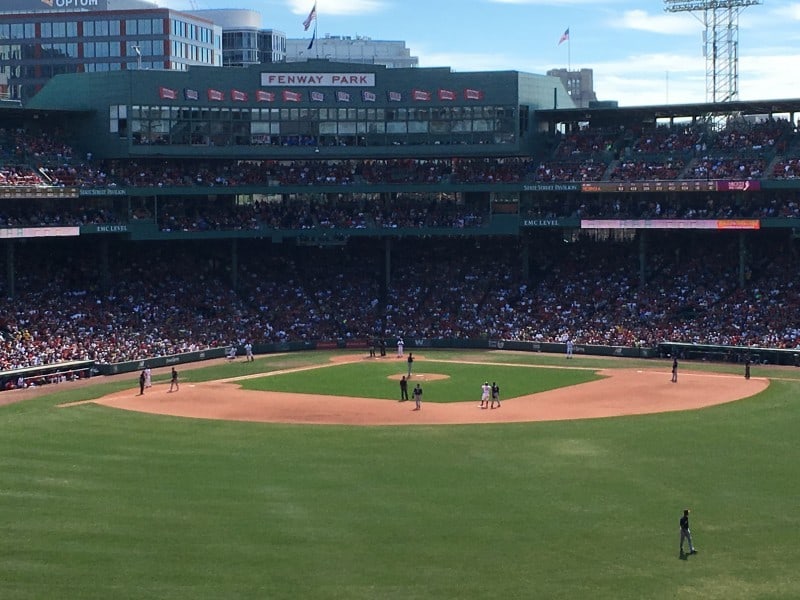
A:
<box><xmin>384</xmin><ymin>237</ymin><xmax>392</xmax><ymax>290</ymax></box>
<box><xmin>231</xmin><ymin>239</ymin><xmax>239</xmax><ymax>291</ymax></box>
<box><xmin>521</xmin><ymin>237</ymin><xmax>530</xmax><ymax>282</ymax></box>
<box><xmin>639</xmin><ymin>230</ymin><xmax>647</xmax><ymax>292</ymax></box>
<box><xmin>739</xmin><ymin>232</ymin><xmax>746</xmax><ymax>288</ymax></box>
<box><xmin>100</xmin><ymin>237</ymin><xmax>110</xmax><ymax>292</ymax></box>
<box><xmin>5</xmin><ymin>240</ymin><xmax>14</xmax><ymax>300</ymax></box>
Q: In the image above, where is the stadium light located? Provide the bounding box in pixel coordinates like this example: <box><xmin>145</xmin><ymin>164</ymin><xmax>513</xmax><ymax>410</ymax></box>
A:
<box><xmin>664</xmin><ymin>0</ymin><xmax>762</xmax><ymax>103</ymax></box>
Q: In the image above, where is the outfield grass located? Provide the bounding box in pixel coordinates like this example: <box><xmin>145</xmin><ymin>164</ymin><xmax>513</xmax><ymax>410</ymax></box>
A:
<box><xmin>1</xmin><ymin>350</ymin><xmax>799</xmax><ymax>599</ymax></box>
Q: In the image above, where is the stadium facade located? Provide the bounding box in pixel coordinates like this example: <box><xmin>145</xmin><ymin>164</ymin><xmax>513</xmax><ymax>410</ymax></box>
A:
<box><xmin>27</xmin><ymin>60</ymin><xmax>574</xmax><ymax>157</ymax></box>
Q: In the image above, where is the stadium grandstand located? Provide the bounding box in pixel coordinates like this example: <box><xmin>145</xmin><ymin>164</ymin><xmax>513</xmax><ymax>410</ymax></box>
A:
<box><xmin>2</xmin><ymin>61</ymin><xmax>800</xmax><ymax>390</ymax></box>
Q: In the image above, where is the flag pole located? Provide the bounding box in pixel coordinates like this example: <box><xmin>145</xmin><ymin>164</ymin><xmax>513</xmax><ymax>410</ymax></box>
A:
<box><xmin>568</xmin><ymin>36</ymin><xmax>571</xmax><ymax>72</ymax></box>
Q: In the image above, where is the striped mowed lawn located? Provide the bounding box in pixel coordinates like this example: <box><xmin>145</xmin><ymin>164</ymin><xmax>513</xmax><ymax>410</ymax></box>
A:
<box><xmin>1</xmin><ymin>350</ymin><xmax>798</xmax><ymax>600</ymax></box>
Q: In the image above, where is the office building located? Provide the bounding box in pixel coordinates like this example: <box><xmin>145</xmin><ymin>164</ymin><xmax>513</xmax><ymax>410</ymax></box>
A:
<box><xmin>0</xmin><ymin>0</ymin><xmax>222</xmax><ymax>102</ymax></box>
<box><xmin>286</xmin><ymin>35</ymin><xmax>418</xmax><ymax>69</ymax></box>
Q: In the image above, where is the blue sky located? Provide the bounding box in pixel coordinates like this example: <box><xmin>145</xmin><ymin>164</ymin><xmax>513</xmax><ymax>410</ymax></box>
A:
<box><xmin>154</xmin><ymin>0</ymin><xmax>800</xmax><ymax>107</ymax></box>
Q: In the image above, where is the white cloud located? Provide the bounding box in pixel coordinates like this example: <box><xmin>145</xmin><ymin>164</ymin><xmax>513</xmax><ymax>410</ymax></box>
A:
<box><xmin>615</xmin><ymin>9</ymin><xmax>699</xmax><ymax>35</ymax></box>
<box><xmin>738</xmin><ymin>53</ymin><xmax>800</xmax><ymax>101</ymax></box>
<box><xmin>771</xmin><ymin>3</ymin><xmax>800</xmax><ymax>21</ymax></box>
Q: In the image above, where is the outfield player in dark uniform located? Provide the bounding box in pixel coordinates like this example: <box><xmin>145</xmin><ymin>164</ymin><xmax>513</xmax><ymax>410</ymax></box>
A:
<box><xmin>679</xmin><ymin>509</ymin><xmax>697</xmax><ymax>555</ymax></box>
<box><xmin>671</xmin><ymin>357</ymin><xmax>679</xmax><ymax>383</ymax></box>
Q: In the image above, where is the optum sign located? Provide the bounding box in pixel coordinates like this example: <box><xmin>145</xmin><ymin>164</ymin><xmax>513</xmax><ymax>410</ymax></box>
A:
<box><xmin>47</xmin><ymin>0</ymin><xmax>108</xmax><ymax>9</ymax></box>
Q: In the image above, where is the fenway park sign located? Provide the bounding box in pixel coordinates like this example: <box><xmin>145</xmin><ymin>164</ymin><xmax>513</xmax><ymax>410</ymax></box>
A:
<box><xmin>261</xmin><ymin>73</ymin><xmax>376</xmax><ymax>87</ymax></box>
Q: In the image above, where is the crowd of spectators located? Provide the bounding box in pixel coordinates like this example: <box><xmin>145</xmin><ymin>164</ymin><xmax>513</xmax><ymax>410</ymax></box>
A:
<box><xmin>609</xmin><ymin>158</ymin><xmax>687</xmax><ymax>181</ymax></box>
<box><xmin>2</xmin><ymin>233</ymin><xmax>799</xmax><ymax>386</ymax></box>
<box><xmin>523</xmin><ymin>191</ymin><xmax>800</xmax><ymax>220</ymax></box>
<box><xmin>3</xmin><ymin>121</ymin><xmax>800</xmax><ymax>388</ymax></box>
<box><xmin>687</xmin><ymin>157</ymin><xmax>766</xmax><ymax>180</ymax></box>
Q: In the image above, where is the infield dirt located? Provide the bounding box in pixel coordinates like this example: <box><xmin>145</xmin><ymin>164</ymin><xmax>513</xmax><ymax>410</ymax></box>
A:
<box><xmin>66</xmin><ymin>353</ymin><xmax>768</xmax><ymax>426</ymax></box>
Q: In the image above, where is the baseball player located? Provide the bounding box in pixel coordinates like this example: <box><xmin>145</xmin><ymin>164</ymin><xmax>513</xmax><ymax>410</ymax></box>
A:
<box><xmin>480</xmin><ymin>381</ymin><xmax>491</xmax><ymax>409</ymax></box>
<box><xmin>412</xmin><ymin>383</ymin><xmax>423</xmax><ymax>410</ymax></box>
<box><xmin>490</xmin><ymin>381</ymin><xmax>501</xmax><ymax>409</ymax></box>
<box><xmin>679</xmin><ymin>509</ymin><xmax>697</xmax><ymax>556</ymax></box>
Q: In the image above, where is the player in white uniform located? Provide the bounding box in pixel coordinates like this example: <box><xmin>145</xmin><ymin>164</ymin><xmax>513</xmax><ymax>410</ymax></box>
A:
<box><xmin>480</xmin><ymin>381</ymin><xmax>491</xmax><ymax>409</ymax></box>
<box><xmin>397</xmin><ymin>338</ymin><xmax>404</xmax><ymax>358</ymax></box>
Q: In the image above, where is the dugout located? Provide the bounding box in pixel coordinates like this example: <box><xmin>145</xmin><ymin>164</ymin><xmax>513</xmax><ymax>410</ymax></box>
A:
<box><xmin>0</xmin><ymin>359</ymin><xmax>94</xmax><ymax>391</ymax></box>
<box><xmin>659</xmin><ymin>342</ymin><xmax>800</xmax><ymax>366</ymax></box>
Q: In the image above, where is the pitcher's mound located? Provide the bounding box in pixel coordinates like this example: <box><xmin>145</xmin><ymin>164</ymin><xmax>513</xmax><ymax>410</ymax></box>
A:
<box><xmin>387</xmin><ymin>373</ymin><xmax>450</xmax><ymax>381</ymax></box>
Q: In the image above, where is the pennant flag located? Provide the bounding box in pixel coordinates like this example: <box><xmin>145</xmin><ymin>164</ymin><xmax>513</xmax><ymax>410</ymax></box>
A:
<box><xmin>159</xmin><ymin>86</ymin><xmax>177</xmax><ymax>100</ymax></box>
<box><xmin>282</xmin><ymin>90</ymin><xmax>302</xmax><ymax>102</ymax></box>
<box><xmin>310</xmin><ymin>91</ymin><xmax>324</xmax><ymax>102</ymax></box>
<box><xmin>307</xmin><ymin>27</ymin><xmax>316</xmax><ymax>50</ymax></box>
<box><xmin>412</xmin><ymin>89</ymin><xmax>431</xmax><ymax>101</ymax></box>
<box><xmin>336</xmin><ymin>90</ymin><xmax>351</xmax><ymax>102</ymax></box>
<box><xmin>438</xmin><ymin>89</ymin><xmax>456</xmax><ymax>101</ymax></box>
<box><xmin>207</xmin><ymin>89</ymin><xmax>224</xmax><ymax>101</ymax></box>
<box><xmin>303</xmin><ymin>2</ymin><xmax>317</xmax><ymax>31</ymax></box>
<box><xmin>464</xmin><ymin>88</ymin><xmax>484</xmax><ymax>101</ymax></box>
<box><xmin>362</xmin><ymin>90</ymin><xmax>376</xmax><ymax>102</ymax></box>
<box><xmin>256</xmin><ymin>90</ymin><xmax>275</xmax><ymax>102</ymax></box>
<box><xmin>387</xmin><ymin>91</ymin><xmax>402</xmax><ymax>102</ymax></box>
<box><xmin>184</xmin><ymin>88</ymin><xmax>199</xmax><ymax>100</ymax></box>
<box><xmin>558</xmin><ymin>28</ymin><xmax>569</xmax><ymax>45</ymax></box>
<box><xmin>231</xmin><ymin>89</ymin><xmax>248</xmax><ymax>102</ymax></box>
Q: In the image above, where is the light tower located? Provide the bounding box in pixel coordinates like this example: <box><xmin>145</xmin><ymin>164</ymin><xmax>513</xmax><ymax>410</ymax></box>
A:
<box><xmin>664</xmin><ymin>0</ymin><xmax>762</xmax><ymax>103</ymax></box>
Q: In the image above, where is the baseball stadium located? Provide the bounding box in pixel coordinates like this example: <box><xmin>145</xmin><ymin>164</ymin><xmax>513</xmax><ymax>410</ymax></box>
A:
<box><xmin>2</xmin><ymin>55</ymin><xmax>800</xmax><ymax>598</ymax></box>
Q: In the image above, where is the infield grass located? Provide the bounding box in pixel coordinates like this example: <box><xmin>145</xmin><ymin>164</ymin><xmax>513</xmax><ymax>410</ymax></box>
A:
<box><xmin>1</xmin><ymin>350</ymin><xmax>799</xmax><ymax>600</ymax></box>
<box><xmin>237</xmin><ymin>358</ymin><xmax>601</xmax><ymax>401</ymax></box>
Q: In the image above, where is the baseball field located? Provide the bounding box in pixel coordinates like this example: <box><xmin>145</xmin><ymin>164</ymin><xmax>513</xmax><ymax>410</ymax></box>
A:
<box><xmin>1</xmin><ymin>349</ymin><xmax>798</xmax><ymax>599</ymax></box>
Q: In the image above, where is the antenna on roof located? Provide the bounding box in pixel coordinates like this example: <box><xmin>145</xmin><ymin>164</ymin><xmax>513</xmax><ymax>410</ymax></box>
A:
<box><xmin>132</xmin><ymin>45</ymin><xmax>142</xmax><ymax>70</ymax></box>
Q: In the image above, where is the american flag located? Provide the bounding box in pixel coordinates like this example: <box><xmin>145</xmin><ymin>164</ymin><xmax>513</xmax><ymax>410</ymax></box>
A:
<box><xmin>558</xmin><ymin>28</ymin><xmax>569</xmax><ymax>45</ymax></box>
<box><xmin>303</xmin><ymin>2</ymin><xmax>317</xmax><ymax>31</ymax></box>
